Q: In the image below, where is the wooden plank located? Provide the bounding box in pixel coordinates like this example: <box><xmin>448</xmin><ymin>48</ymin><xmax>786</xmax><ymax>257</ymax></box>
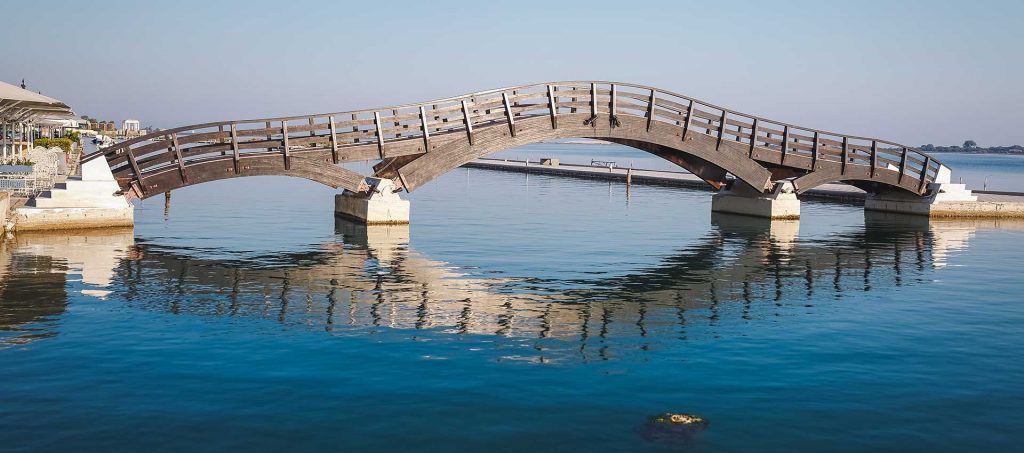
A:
<box><xmin>870</xmin><ymin>140</ymin><xmax>878</xmax><ymax>178</ymax></box>
<box><xmin>841</xmin><ymin>136</ymin><xmax>849</xmax><ymax>175</ymax></box>
<box><xmin>373</xmin><ymin>112</ymin><xmax>385</xmax><ymax>158</ymax></box>
<box><xmin>683</xmin><ymin>100</ymin><xmax>695</xmax><ymax>140</ymax></box>
<box><xmin>502</xmin><ymin>92</ymin><xmax>516</xmax><ymax>137</ymax></box>
<box><xmin>419</xmin><ymin>106</ymin><xmax>430</xmax><ymax>152</ymax></box>
<box><xmin>716</xmin><ymin>111</ymin><xmax>728</xmax><ymax>150</ymax></box>
<box><xmin>610</xmin><ymin>84</ymin><xmax>617</xmax><ymax>115</ymax></box>
<box><xmin>749</xmin><ymin>118</ymin><xmax>759</xmax><ymax>157</ymax></box>
<box><xmin>126</xmin><ymin>144</ymin><xmax>143</xmax><ymax>181</ymax></box>
<box><xmin>918</xmin><ymin>155</ymin><xmax>930</xmax><ymax>191</ymax></box>
<box><xmin>547</xmin><ymin>85</ymin><xmax>558</xmax><ymax>129</ymax></box>
<box><xmin>171</xmin><ymin>133</ymin><xmax>186</xmax><ymax>182</ymax></box>
<box><xmin>230</xmin><ymin>123</ymin><xmax>240</xmax><ymax>174</ymax></box>
<box><xmin>590</xmin><ymin>83</ymin><xmax>598</xmax><ymax>117</ymax></box>
<box><xmin>461</xmin><ymin>100</ymin><xmax>474</xmax><ymax>145</ymax></box>
<box><xmin>811</xmin><ymin>131</ymin><xmax>819</xmax><ymax>170</ymax></box>
<box><xmin>899</xmin><ymin>147</ymin><xmax>908</xmax><ymax>183</ymax></box>
<box><xmin>328</xmin><ymin>116</ymin><xmax>339</xmax><ymax>163</ymax></box>
<box><xmin>780</xmin><ymin>125</ymin><xmax>790</xmax><ymax>164</ymax></box>
<box><xmin>646</xmin><ymin>89</ymin><xmax>656</xmax><ymax>132</ymax></box>
<box><xmin>281</xmin><ymin>121</ymin><xmax>292</xmax><ymax>170</ymax></box>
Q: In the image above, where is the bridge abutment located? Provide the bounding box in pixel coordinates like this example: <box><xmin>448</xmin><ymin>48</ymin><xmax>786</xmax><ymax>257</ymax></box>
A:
<box><xmin>334</xmin><ymin>178</ymin><xmax>410</xmax><ymax>225</ymax></box>
<box><xmin>11</xmin><ymin>157</ymin><xmax>134</xmax><ymax>232</ymax></box>
<box><xmin>711</xmin><ymin>180</ymin><xmax>801</xmax><ymax>220</ymax></box>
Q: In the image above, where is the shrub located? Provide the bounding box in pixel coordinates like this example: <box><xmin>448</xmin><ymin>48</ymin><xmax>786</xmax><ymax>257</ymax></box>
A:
<box><xmin>33</xmin><ymin>138</ymin><xmax>73</xmax><ymax>153</ymax></box>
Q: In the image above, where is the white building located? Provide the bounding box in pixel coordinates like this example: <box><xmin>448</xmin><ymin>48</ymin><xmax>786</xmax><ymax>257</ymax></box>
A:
<box><xmin>122</xmin><ymin>119</ymin><xmax>141</xmax><ymax>134</ymax></box>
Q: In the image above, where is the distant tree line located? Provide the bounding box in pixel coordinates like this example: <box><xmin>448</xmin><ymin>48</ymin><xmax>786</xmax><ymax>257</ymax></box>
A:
<box><xmin>919</xmin><ymin>141</ymin><xmax>1023</xmax><ymax>154</ymax></box>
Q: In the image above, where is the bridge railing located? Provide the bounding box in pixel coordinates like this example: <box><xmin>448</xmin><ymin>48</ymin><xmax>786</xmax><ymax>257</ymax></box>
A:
<box><xmin>83</xmin><ymin>81</ymin><xmax>944</xmax><ymax>194</ymax></box>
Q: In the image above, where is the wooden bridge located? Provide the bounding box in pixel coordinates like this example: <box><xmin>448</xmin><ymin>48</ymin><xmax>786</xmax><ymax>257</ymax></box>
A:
<box><xmin>82</xmin><ymin>81</ymin><xmax>948</xmax><ymax>201</ymax></box>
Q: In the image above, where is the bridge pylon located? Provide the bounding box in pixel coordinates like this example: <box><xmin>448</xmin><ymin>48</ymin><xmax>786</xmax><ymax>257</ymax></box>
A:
<box><xmin>334</xmin><ymin>178</ymin><xmax>410</xmax><ymax>224</ymax></box>
<box><xmin>711</xmin><ymin>179</ymin><xmax>801</xmax><ymax>220</ymax></box>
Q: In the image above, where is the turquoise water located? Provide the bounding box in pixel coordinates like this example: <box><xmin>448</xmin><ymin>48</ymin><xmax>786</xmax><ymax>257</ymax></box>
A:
<box><xmin>2</xmin><ymin>144</ymin><xmax>1024</xmax><ymax>451</ymax></box>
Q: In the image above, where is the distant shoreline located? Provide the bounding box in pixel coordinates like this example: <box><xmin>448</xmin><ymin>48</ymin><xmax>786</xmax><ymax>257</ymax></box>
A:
<box><xmin>539</xmin><ymin>140</ymin><xmax>1024</xmax><ymax>155</ymax></box>
<box><xmin>925</xmin><ymin>150</ymin><xmax>1024</xmax><ymax>155</ymax></box>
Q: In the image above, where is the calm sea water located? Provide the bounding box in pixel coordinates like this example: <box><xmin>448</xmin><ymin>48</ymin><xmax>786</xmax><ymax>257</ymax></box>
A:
<box><xmin>2</xmin><ymin>144</ymin><xmax>1024</xmax><ymax>452</ymax></box>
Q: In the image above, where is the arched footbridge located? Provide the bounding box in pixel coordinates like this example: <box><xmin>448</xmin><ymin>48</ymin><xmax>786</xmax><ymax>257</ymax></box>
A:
<box><xmin>82</xmin><ymin>81</ymin><xmax>948</xmax><ymax>200</ymax></box>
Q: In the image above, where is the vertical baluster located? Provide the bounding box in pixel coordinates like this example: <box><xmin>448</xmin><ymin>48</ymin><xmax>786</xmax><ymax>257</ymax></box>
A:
<box><xmin>171</xmin><ymin>133</ymin><xmax>186</xmax><ymax>182</ymax></box>
<box><xmin>419</xmin><ymin>106</ymin><xmax>431</xmax><ymax>152</ymax></box>
<box><xmin>461</xmin><ymin>100</ymin><xmax>474</xmax><ymax>145</ymax></box>
<box><xmin>351</xmin><ymin>113</ymin><xmax>359</xmax><ymax>143</ymax></box>
<box><xmin>502</xmin><ymin>93</ymin><xmax>516</xmax><ymax>137</ymax></box>
<box><xmin>328</xmin><ymin>116</ymin><xmax>339</xmax><ymax>163</ymax></box>
<box><xmin>898</xmin><ymin>147</ymin><xmax>908</xmax><ymax>184</ymax></box>
<box><xmin>716</xmin><ymin>111</ymin><xmax>728</xmax><ymax>150</ymax></box>
<box><xmin>841</xmin><ymin>136</ymin><xmax>849</xmax><ymax>175</ymax></box>
<box><xmin>811</xmin><ymin>131</ymin><xmax>819</xmax><ymax>170</ymax></box>
<box><xmin>870</xmin><ymin>140</ymin><xmax>878</xmax><ymax>178</ymax></box>
<box><xmin>230</xmin><ymin>123</ymin><xmax>240</xmax><ymax>174</ymax></box>
<box><xmin>683</xmin><ymin>100</ymin><xmax>695</xmax><ymax>141</ymax></box>
<box><xmin>610</xmin><ymin>84</ymin><xmax>617</xmax><ymax>116</ymax></box>
<box><xmin>281</xmin><ymin>121</ymin><xmax>290</xmax><ymax>170</ymax></box>
<box><xmin>918</xmin><ymin>155</ymin><xmax>931</xmax><ymax>192</ymax></box>
<box><xmin>749</xmin><ymin>118</ymin><xmax>759</xmax><ymax>158</ymax></box>
<box><xmin>645</xmin><ymin>89</ymin><xmax>656</xmax><ymax>132</ymax></box>
<box><xmin>373</xmin><ymin>112</ymin><xmax>385</xmax><ymax>158</ymax></box>
<box><xmin>547</xmin><ymin>85</ymin><xmax>558</xmax><ymax>129</ymax></box>
<box><xmin>780</xmin><ymin>125</ymin><xmax>790</xmax><ymax>165</ymax></box>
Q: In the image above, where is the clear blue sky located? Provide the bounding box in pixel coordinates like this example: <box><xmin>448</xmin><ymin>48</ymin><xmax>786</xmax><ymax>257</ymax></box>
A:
<box><xmin>3</xmin><ymin>0</ymin><xmax>1021</xmax><ymax>146</ymax></box>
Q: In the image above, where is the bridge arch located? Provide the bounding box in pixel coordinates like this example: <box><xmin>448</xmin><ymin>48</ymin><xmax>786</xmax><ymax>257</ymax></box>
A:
<box><xmin>382</xmin><ymin>112</ymin><xmax>773</xmax><ymax>192</ymax></box>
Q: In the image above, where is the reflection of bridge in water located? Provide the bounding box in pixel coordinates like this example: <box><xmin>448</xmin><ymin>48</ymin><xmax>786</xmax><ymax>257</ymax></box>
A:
<box><xmin>4</xmin><ymin>215</ymin><xmax>1014</xmax><ymax>354</ymax></box>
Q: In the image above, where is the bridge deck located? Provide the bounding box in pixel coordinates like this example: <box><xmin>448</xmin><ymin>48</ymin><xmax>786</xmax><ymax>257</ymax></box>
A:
<box><xmin>82</xmin><ymin>81</ymin><xmax>947</xmax><ymax>200</ymax></box>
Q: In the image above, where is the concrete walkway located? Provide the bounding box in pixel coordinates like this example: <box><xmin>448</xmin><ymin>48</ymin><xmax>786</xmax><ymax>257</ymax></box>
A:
<box><xmin>463</xmin><ymin>158</ymin><xmax>1024</xmax><ymax>213</ymax></box>
<box><xmin>464</xmin><ymin>158</ymin><xmax>870</xmax><ymax>202</ymax></box>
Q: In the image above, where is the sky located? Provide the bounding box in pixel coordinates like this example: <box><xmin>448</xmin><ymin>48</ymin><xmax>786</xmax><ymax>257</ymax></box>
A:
<box><xmin>3</xmin><ymin>0</ymin><xmax>1022</xmax><ymax>146</ymax></box>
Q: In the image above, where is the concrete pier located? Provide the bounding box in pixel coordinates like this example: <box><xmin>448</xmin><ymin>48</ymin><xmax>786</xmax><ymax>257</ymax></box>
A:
<box><xmin>334</xmin><ymin>178</ymin><xmax>410</xmax><ymax>224</ymax></box>
<box><xmin>711</xmin><ymin>180</ymin><xmax>801</xmax><ymax>219</ymax></box>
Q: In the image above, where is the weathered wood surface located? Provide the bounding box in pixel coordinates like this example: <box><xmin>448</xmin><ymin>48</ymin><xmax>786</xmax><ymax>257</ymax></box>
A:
<box><xmin>81</xmin><ymin>81</ymin><xmax>946</xmax><ymax>199</ymax></box>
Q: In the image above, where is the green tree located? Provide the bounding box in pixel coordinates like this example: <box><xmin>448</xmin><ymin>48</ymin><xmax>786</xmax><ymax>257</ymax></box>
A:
<box><xmin>963</xmin><ymin>140</ymin><xmax>977</xmax><ymax>149</ymax></box>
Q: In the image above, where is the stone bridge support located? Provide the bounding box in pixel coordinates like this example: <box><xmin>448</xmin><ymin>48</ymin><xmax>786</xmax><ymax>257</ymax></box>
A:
<box><xmin>711</xmin><ymin>179</ymin><xmax>801</xmax><ymax>220</ymax></box>
<box><xmin>335</xmin><ymin>178</ymin><xmax>410</xmax><ymax>224</ymax></box>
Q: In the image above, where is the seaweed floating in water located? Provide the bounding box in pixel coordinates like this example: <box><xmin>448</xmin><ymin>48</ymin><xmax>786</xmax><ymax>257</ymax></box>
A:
<box><xmin>641</xmin><ymin>413</ymin><xmax>709</xmax><ymax>444</ymax></box>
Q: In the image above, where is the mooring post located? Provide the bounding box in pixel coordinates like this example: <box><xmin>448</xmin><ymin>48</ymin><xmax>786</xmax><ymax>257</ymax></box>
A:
<box><xmin>626</xmin><ymin>167</ymin><xmax>633</xmax><ymax>186</ymax></box>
